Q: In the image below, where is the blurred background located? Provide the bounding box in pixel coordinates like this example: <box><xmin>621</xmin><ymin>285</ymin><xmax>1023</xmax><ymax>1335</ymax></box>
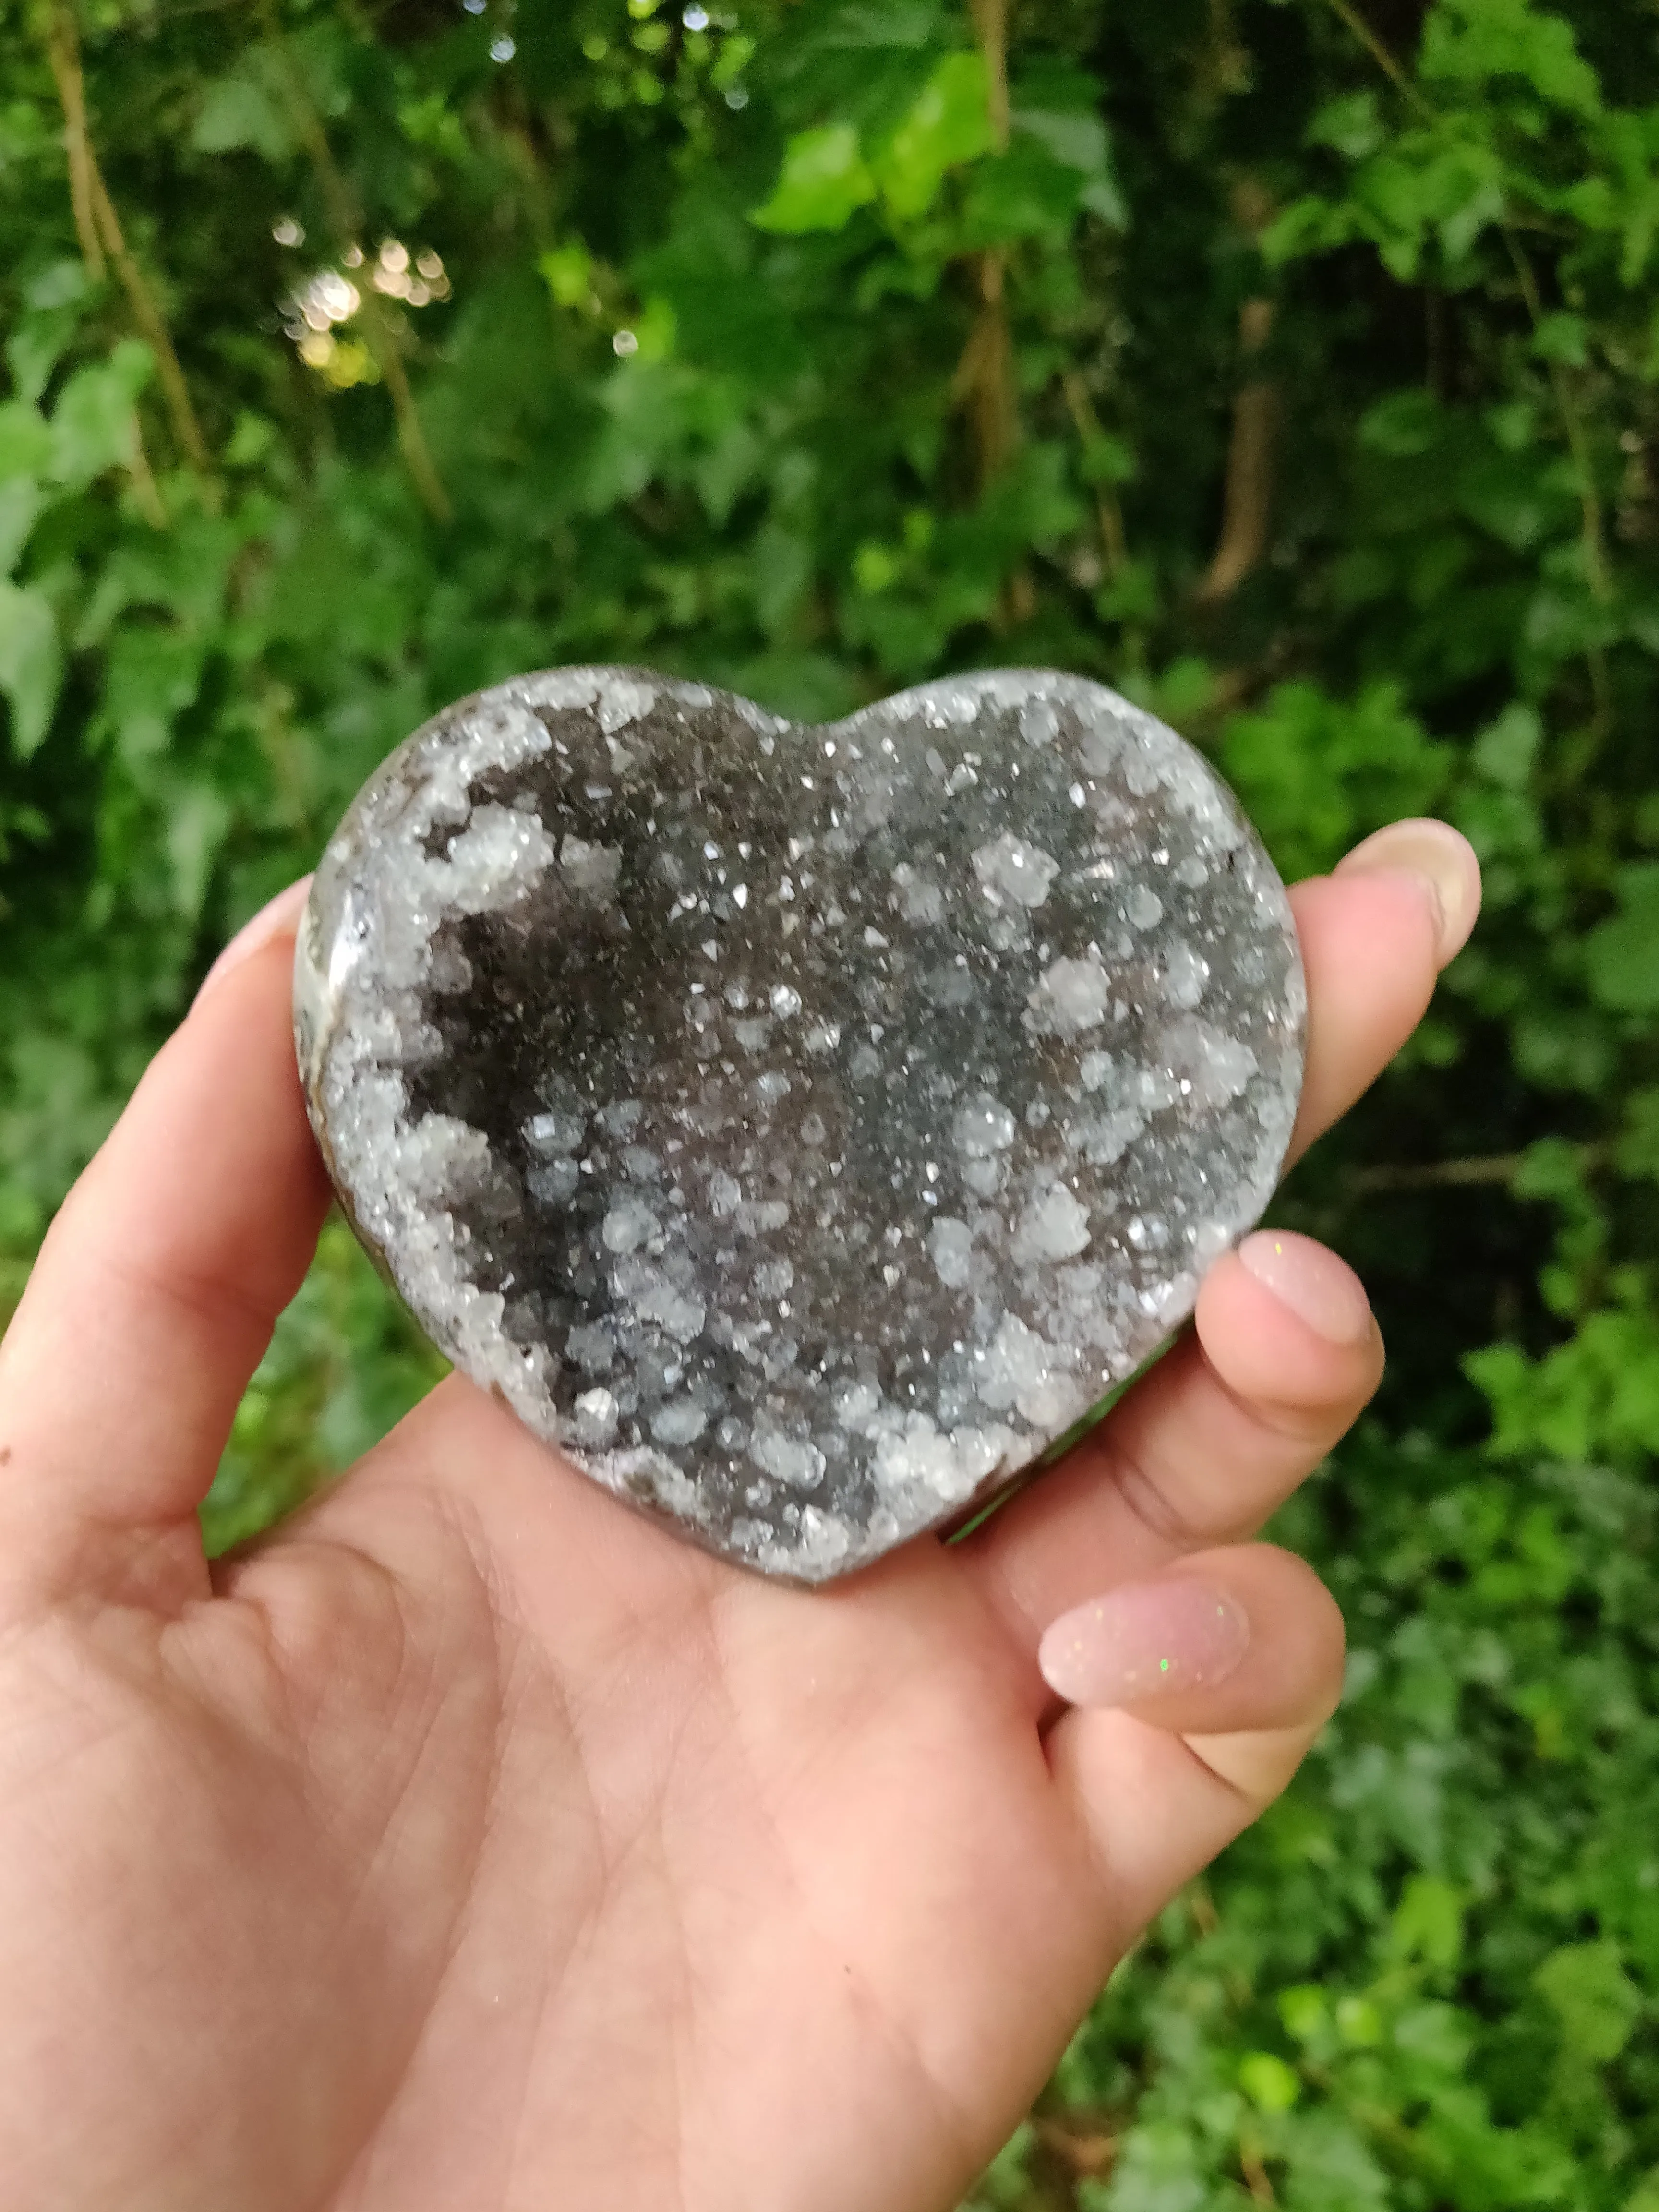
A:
<box><xmin>1</xmin><ymin>0</ymin><xmax>1657</xmax><ymax>2201</ymax></box>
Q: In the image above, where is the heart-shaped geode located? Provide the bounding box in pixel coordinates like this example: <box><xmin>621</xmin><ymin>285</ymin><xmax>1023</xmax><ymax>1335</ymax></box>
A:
<box><xmin>295</xmin><ymin>669</ymin><xmax>1305</xmax><ymax>1581</ymax></box>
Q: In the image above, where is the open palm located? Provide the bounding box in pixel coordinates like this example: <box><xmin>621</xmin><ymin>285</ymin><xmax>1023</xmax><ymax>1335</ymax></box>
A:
<box><xmin>0</xmin><ymin>827</ymin><xmax>1477</xmax><ymax>2212</ymax></box>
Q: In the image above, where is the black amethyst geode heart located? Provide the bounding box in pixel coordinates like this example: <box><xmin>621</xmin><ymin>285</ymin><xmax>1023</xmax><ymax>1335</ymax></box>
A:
<box><xmin>295</xmin><ymin>669</ymin><xmax>1305</xmax><ymax>1581</ymax></box>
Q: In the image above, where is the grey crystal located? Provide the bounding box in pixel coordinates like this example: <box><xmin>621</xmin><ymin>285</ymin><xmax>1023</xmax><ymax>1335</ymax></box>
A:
<box><xmin>295</xmin><ymin>668</ymin><xmax>1306</xmax><ymax>1582</ymax></box>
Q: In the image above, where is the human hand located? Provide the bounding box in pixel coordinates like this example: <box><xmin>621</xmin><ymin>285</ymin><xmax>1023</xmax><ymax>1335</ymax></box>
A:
<box><xmin>0</xmin><ymin>821</ymin><xmax>1479</xmax><ymax>2212</ymax></box>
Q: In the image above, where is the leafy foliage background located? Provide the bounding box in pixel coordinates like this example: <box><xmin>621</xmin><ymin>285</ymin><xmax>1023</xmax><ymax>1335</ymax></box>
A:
<box><xmin>2</xmin><ymin>0</ymin><xmax>1657</xmax><ymax>2200</ymax></box>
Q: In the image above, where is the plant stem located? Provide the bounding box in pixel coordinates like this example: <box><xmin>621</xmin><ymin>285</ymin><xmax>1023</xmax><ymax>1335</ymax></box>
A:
<box><xmin>125</xmin><ymin>409</ymin><xmax>168</xmax><ymax>528</ymax></box>
<box><xmin>40</xmin><ymin>0</ymin><xmax>212</xmax><ymax>477</ymax></box>
<box><xmin>1061</xmin><ymin>369</ymin><xmax>1128</xmax><ymax>577</ymax></box>
<box><xmin>970</xmin><ymin>0</ymin><xmax>1010</xmax><ymax>150</ymax></box>
<box><xmin>42</xmin><ymin>0</ymin><xmax>103</xmax><ymax>277</ymax></box>
<box><xmin>1504</xmin><ymin>232</ymin><xmax>1611</xmax><ymax>606</ymax></box>
<box><xmin>86</xmin><ymin>165</ymin><xmax>212</xmax><ymax>474</ymax></box>
<box><xmin>1354</xmin><ymin>1154</ymin><xmax>1528</xmax><ymax>1192</ymax></box>
<box><xmin>1321</xmin><ymin>0</ymin><xmax>1431</xmax><ymax>116</ymax></box>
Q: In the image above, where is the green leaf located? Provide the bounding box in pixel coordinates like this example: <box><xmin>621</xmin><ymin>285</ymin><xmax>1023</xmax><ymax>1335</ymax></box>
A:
<box><xmin>1586</xmin><ymin>864</ymin><xmax>1659</xmax><ymax>1012</ymax></box>
<box><xmin>1534</xmin><ymin>1941</ymin><xmax>1641</xmax><ymax>2065</ymax></box>
<box><xmin>1420</xmin><ymin>0</ymin><xmax>1603</xmax><ymax>120</ymax></box>
<box><xmin>49</xmin><ymin>341</ymin><xmax>154</xmax><ymax>490</ymax></box>
<box><xmin>1473</xmin><ymin>702</ymin><xmax>1542</xmax><ymax>787</ymax></box>
<box><xmin>875</xmin><ymin>50</ymin><xmax>993</xmax><ymax>220</ymax></box>
<box><xmin>1239</xmin><ymin>2051</ymin><xmax>1301</xmax><ymax>2111</ymax></box>
<box><xmin>1010</xmin><ymin>104</ymin><xmax>1125</xmax><ymax>225</ymax></box>
<box><xmin>99</xmin><ymin>626</ymin><xmax>206</xmax><ymax>766</ymax></box>
<box><xmin>1307</xmin><ymin>89</ymin><xmax>1386</xmax><ymax>160</ymax></box>
<box><xmin>0</xmin><ymin>402</ymin><xmax>55</xmax><ymax>485</ymax></box>
<box><xmin>192</xmin><ymin>59</ymin><xmax>294</xmax><ymax>161</ymax></box>
<box><xmin>164</xmin><ymin>779</ymin><xmax>232</xmax><ymax>920</ymax></box>
<box><xmin>1391</xmin><ymin>1875</ymin><xmax>1466</xmax><ymax>1970</ymax></box>
<box><xmin>1532</xmin><ymin>312</ymin><xmax>1589</xmax><ymax>365</ymax></box>
<box><xmin>5</xmin><ymin>259</ymin><xmax>95</xmax><ymax>405</ymax></box>
<box><xmin>539</xmin><ymin>242</ymin><xmax>595</xmax><ymax>310</ymax></box>
<box><xmin>751</xmin><ymin>123</ymin><xmax>877</xmax><ymax>234</ymax></box>
<box><xmin>963</xmin><ymin>138</ymin><xmax>1090</xmax><ymax>243</ymax></box>
<box><xmin>0</xmin><ymin>580</ymin><xmax>62</xmax><ymax>758</ymax></box>
<box><xmin>0</xmin><ymin>477</ymin><xmax>42</xmax><ymax>577</ymax></box>
<box><xmin>1614</xmin><ymin>1088</ymin><xmax>1659</xmax><ymax>1183</ymax></box>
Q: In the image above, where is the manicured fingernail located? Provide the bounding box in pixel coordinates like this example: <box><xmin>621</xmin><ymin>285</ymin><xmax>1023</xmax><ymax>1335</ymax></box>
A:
<box><xmin>194</xmin><ymin>877</ymin><xmax>313</xmax><ymax>1006</ymax></box>
<box><xmin>1334</xmin><ymin>819</ymin><xmax>1481</xmax><ymax>967</ymax></box>
<box><xmin>1039</xmin><ymin>1578</ymin><xmax>1250</xmax><ymax>1707</ymax></box>
<box><xmin>1237</xmin><ymin>1229</ymin><xmax>1373</xmax><ymax>1346</ymax></box>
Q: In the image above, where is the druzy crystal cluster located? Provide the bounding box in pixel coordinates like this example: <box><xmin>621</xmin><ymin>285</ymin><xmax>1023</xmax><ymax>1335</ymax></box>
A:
<box><xmin>295</xmin><ymin>669</ymin><xmax>1305</xmax><ymax>1581</ymax></box>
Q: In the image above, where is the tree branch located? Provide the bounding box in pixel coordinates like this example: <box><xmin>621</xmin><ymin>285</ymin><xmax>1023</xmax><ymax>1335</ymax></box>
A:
<box><xmin>1353</xmin><ymin>1145</ymin><xmax>1610</xmax><ymax>1195</ymax></box>
<box><xmin>86</xmin><ymin>165</ymin><xmax>212</xmax><ymax>474</ymax></box>
<box><xmin>1198</xmin><ymin>183</ymin><xmax>1278</xmax><ymax>604</ymax></box>
<box><xmin>40</xmin><ymin>0</ymin><xmax>212</xmax><ymax>477</ymax></box>
<box><xmin>1353</xmin><ymin>1154</ymin><xmax>1527</xmax><ymax>1193</ymax></box>
<box><xmin>42</xmin><ymin>0</ymin><xmax>103</xmax><ymax>277</ymax></box>
<box><xmin>955</xmin><ymin>0</ymin><xmax>1021</xmax><ymax>627</ymax></box>
<box><xmin>969</xmin><ymin>0</ymin><xmax>1010</xmax><ymax>150</ymax></box>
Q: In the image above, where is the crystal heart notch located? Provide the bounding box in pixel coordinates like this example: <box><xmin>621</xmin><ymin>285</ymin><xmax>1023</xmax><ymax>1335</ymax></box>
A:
<box><xmin>295</xmin><ymin>669</ymin><xmax>1306</xmax><ymax>1582</ymax></box>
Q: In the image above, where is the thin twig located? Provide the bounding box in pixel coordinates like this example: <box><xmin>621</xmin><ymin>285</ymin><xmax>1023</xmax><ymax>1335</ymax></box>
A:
<box><xmin>970</xmin><ymin>0</ymin><xmax>1010</xmax><ymax>151</ymax></box>
<box><xmin>955</xmin><ymin>0</ymin><xmax>1019</xmax><ymax>557</ymax></box>
<box><xmin>42</xmin><ymin>0</ymin><xmax>103</xmax><ymax>276</ymax></box>
<box><xmin>1061</xmin><ymin>369</ymin><xmax>1127</xmax><ymax>577</ymax></box>
<box><xmin>86</xmin><ymin>165</ymin><xmax>212</xmax><ymax>473</ymax></box>
<box><xmin>1031</xmin><ymin>2116</ymin><xmax>1118</xmax><ymax>2177</ymax></box>
<box><xmin>1199</xmin><ymin>182</ymin><xmax>1279</xmax><ymax>603</ymax></box>
<box><xmin>1322</xmin><ymin>0</ymin><xmax>1431</xmax><ymax>115</ymax></box>
<box><xmin>1355</xmin><ymin>1144</ymin><xmax>1610</xmax><ymax>1194</ymax></box>
<box><xmin>262</xmin><ymin>23</ymin><xmax>452</xmax><ymax>523</ymax></box>
<box><xmin>1354</xmin><ymin>1154</ymin><xmax>1525</xmax><ymax>1192</ymax></box>
<box><xmin>1198</xmin><ymin>295</ymin><xmax>1277</xmax><ymax>602</ymax></box>
<box><xmin>40</xmin><ymin>1</ymin><xmax>211</xmax><ymax>475</ymax></box>
<box><xmin>1240</xmin><ymin>2141</ymin><xmax>1277</xmax><ymax>2206</ymax></box>
<box><xmin>1503</xmin><ymin>231</ymin><xmax>1611</xmax><ymax>606</ymax></box>
<box><xmin>125</xmin><ymin>410</ymin><xmax>168</xmax><ymax>527</ymax></box>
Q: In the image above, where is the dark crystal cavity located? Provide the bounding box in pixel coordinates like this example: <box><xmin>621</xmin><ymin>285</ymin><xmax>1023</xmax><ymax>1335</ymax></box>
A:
<box><xmin>295</xmin><ymin>669</ymin><xmax>1305</xmax><ymax>1581</ymax></box>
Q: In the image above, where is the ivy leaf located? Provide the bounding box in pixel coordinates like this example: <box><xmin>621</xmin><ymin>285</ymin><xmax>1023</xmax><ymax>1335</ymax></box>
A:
<box><xmin>751</xmin><ymin>123</ymin><xmax>877</xmax><ymax>233</ymax></box>
<box><xmin>1238</xmin><ymin>2051</ymin><xmax>1301</xmax><ymax>2111</ymax></box>
<box><xmin>1586</xmin><ymin>864</ymin><xmax>1659</xmax><ymax>1012</ymax></box>
<box><xmin>0</xmin><ymin>402</ymin><xmax>54</xmax><ymax>485</ymax></box>
<box><xmin>1391</xmin><ymin>1875</ymin><xmax>1466</xmax><ymax>1970</ymax></box>
<box><xmin>0</xmin><ymin>580</ymin><xmax>62</xmax><ymax>759</ymax></box>
<box><xmin>874</xmin><ymin>50</ymin><xmax>993</xmax><ymax>220</ymax></box>
<box><xmin>1419</xmin><ymin>0</ymin><xmax>1603</xmax><ymax>120</ymax></box>
<box><xmin>1532</xmin><ymin>311</ymin><xmax>1589</xmax><ymax>365</ymax></box>
<box><xmin>49</xmin><ymin>341</ymin><xmax>154</xmax><ymax>490</ymax></box>
<box><xmin>1534</xmin><ymin>1942</ymin><xmax>1641</xmax><ymax>2065</ymax></box>
<box><xmin>1307</xmin><ymin>89</ymin><xmax>1386</xmax><ymax>160</ymax></box>
<box><xmin>1010</xmin><ymin>104</ymin><xmax>1124</xmax><ymax>225</ymax></box>
<box><xmin>191</xmin><ymin>55</ymin><xmax>295</xmax><ymax>161</ymax></box>
<box><xmin>0</xmin><ymin>478</ymin><xmax>43</xmax><ymax>577</ymax></box>
<box><xmin>1472</xmin><ymin>702</ymin><xmax>1542</xmax><ymax>787</ymax></box>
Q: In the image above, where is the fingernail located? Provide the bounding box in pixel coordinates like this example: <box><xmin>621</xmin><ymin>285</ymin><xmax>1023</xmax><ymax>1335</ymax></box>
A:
<box><xmin>1334</xmin><ymin>819</ymin><xmax>1481</xmax><ymax>967</ymax></box>
<box><xmin>1039</xmin><ymin>1579</ymin><xmax>1250</xmax><ymax>1707</ymax></box>
<box><xmin>194</xmin><ymin>877</ymin><xmax>313</xmax><ymax>1006</ymax></box>
<box><xmin>1237</xmin><ymin>1229</ymin><xmax>1373</xmax><ymax>1346</ymax></box>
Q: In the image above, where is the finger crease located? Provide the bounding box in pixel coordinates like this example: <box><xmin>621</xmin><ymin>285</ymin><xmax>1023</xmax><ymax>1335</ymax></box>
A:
<box><xmin>1107</xmin><ymin>1443</ymin><xmax>1207</xmax><ymax>1551</ymax></box>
